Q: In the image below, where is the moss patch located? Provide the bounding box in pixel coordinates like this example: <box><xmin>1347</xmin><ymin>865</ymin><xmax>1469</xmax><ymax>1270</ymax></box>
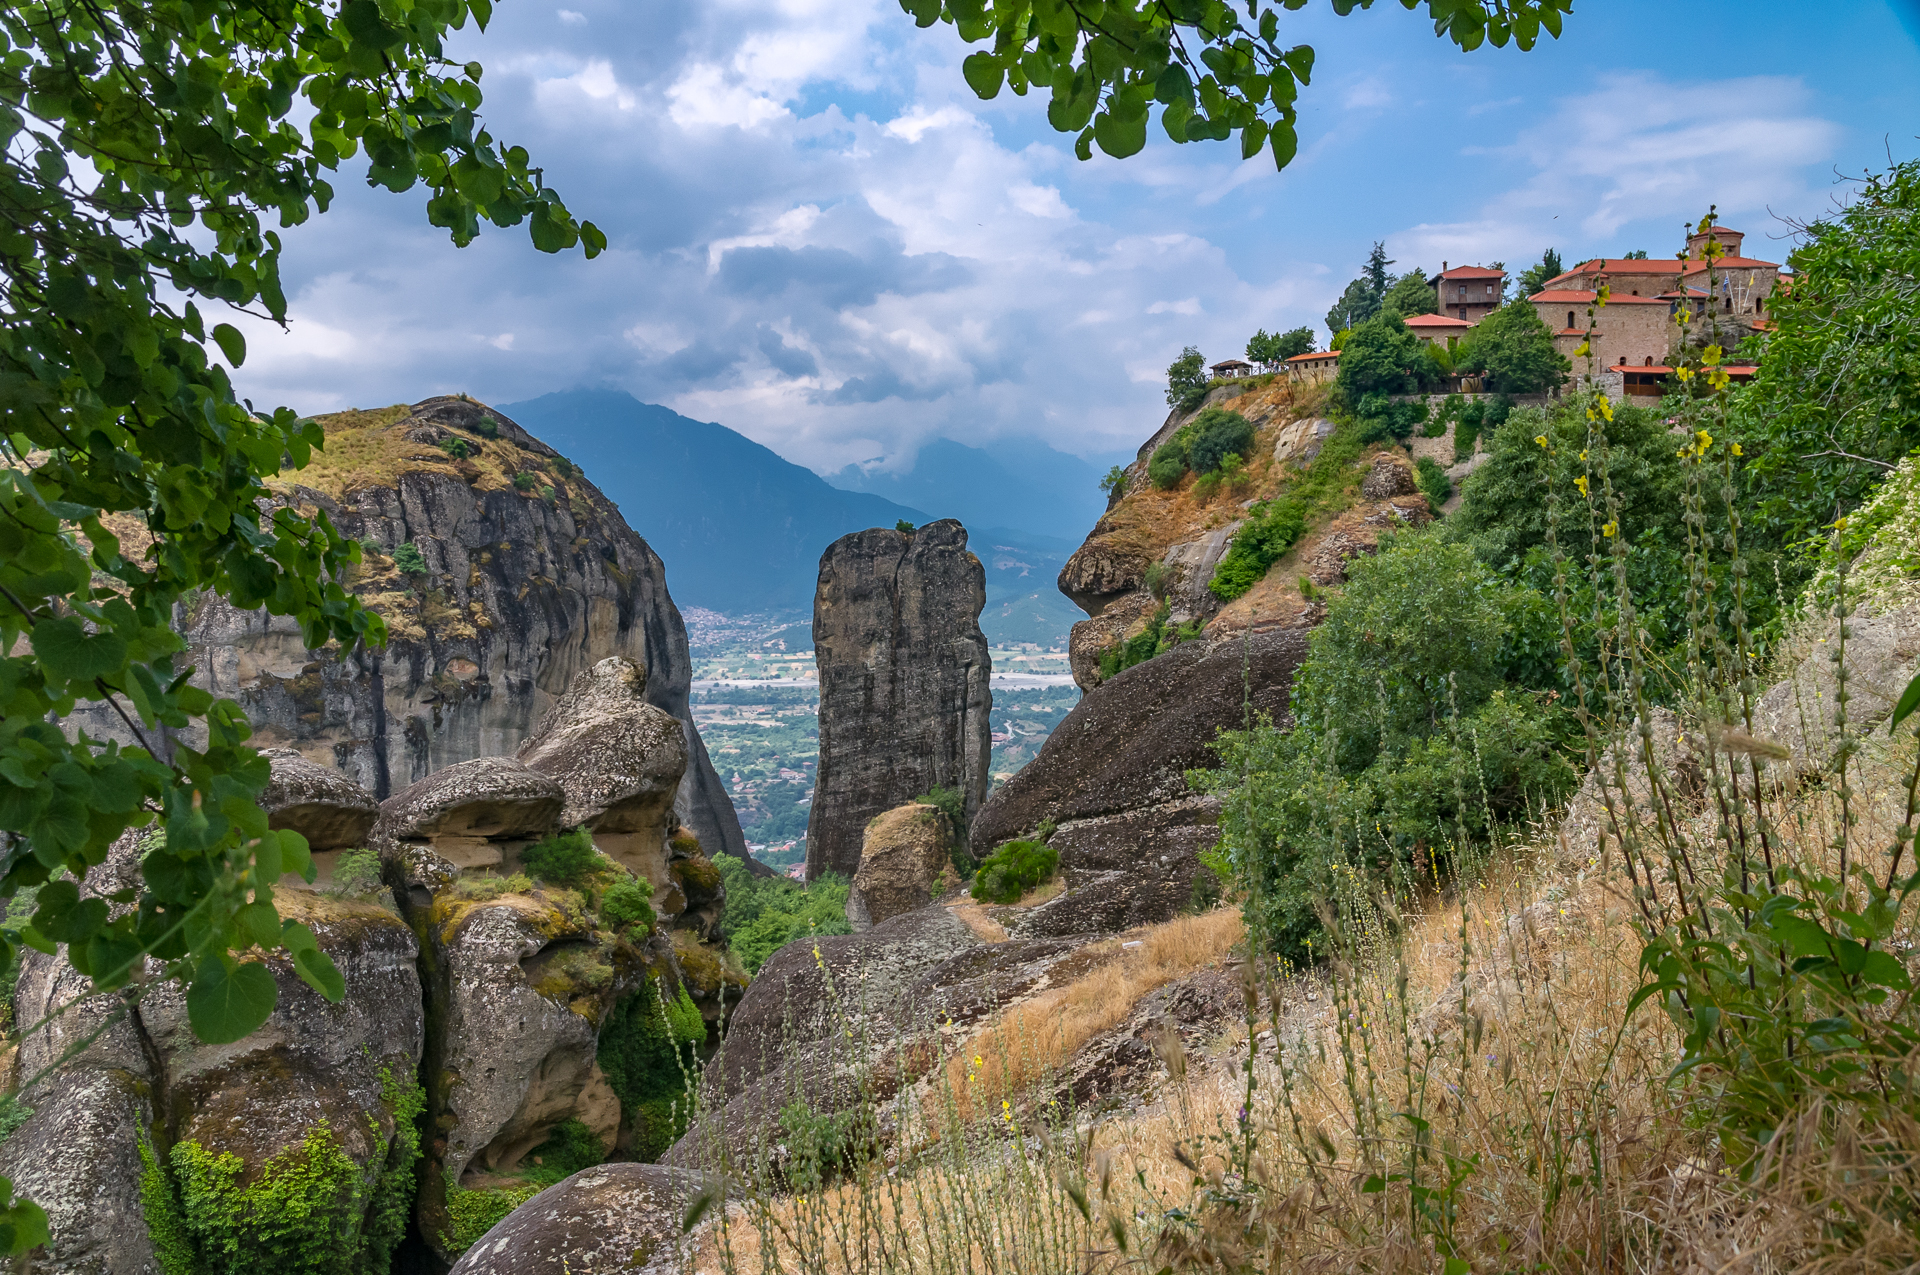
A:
<box><xmin>597</xmin><ymin>983</ymin><xmax>702</xmax><ymax>1161</ymax></box>
<box><xmin>143</xmin><ymin>1068</ymin><xmax>423</xmax><ymax>1275</ymax></box>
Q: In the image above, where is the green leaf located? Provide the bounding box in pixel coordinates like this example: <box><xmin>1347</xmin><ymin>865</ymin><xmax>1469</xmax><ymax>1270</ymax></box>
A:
<box><xmin>236</xmin><ymin>901</ymin><xmax>281</xmax><ymax>948</ymax></box>
<box><xmin>1890</xmin><ymin>669</ymin><xmax>1920</xmax><ymax>733</ymax></box>
<box><xmin>1859</xmin><ymin>949</ymin><xmax>1913</xmax><ymax>991</ymax></box>
<box><xmin>0</xmin><ymin>1177</ymin><xmax>49</xmax><ymax>1255</ymax></box>
<box><xmin>187</xmin><ymin>955</ymin><xmax>278</xmax><ymax>1044</ymax></box>
<box><xmin>31</xmin><ymin>617</ymin><xmax>128</xmax><ymax>683</ymax></box>
<box><xmin>1154</xmin><ymin>62</ymin><xmax>1194</xmax><ymax>107</ymax></box>
<box><xmin>1269</xmin><ymin>119</ymin><xmax>1298</xmax><ymax>169</ymax></box>
<box><xmin>961</xmin><ymin>52</ymin><xmax>1004</xmax><ymax>99</ymax></box>
<box><xmin>1092</xmin><ymin>110</ymin><xmax>1147</xmax><ymax>159</ymax></box>
<box><xmin>211</xmin><ymin>323</ymin><xmax>246</xmax><ymax>368</ymax></box>
<box><xmin>293</xmin><ymin>945</ymin><xmax>346</xmax><ymax>1002</ymax></box>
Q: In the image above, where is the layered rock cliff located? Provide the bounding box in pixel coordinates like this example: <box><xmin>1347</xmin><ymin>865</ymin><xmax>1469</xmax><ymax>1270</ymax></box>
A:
<box><xmin>100</xmin><ymin>394</ymin><xmax>745</xmax><ymax>862</ymax></box>
<box><xmin>806</xmin><ymin>520</ymin><xmax>991</xmax><ymax>880</ymax></box>
<box><xmin>7</xmin><ymin>659</ymin><xmax>739</xmax><ymax>1272</ymax></box>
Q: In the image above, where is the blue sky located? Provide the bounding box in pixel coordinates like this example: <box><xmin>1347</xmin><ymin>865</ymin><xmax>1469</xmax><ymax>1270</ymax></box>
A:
<box><xmin>232</xmin><ymin>0</ymin><xmax>1920</xmax><ymax>474</ymax></box>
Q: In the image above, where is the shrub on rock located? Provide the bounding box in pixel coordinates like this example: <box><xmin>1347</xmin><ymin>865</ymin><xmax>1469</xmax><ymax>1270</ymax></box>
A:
<box><xmin>971</xmin><ymin>840</ymin><xmax>1058</xmax><ymax>904</ymax></box>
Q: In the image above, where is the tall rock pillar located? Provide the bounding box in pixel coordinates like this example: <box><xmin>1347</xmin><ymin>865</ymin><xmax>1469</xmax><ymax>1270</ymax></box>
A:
<box><xmin>807</xmin><ymin>519</ymin><xmax>991</xmax><ymax>880</ymax></box>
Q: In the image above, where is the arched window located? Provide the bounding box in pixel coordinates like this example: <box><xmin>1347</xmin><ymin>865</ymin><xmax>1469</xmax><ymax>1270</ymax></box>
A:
<box><xmin>1645</xmin><ymin>356</ymin><xmax>1654</xmax><ymax>366</ymax></box>
<box><xmin>1567</xmin><ymin>311</ymin><xmax>1575</xmax><ymax>329</ymax></box>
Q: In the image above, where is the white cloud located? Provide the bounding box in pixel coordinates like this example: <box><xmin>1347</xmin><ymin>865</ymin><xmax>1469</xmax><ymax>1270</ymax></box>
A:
<box><xmin>556</xmin><ymin>8</ymin><xmax>586</xmax><ymax>25</ymax></box>
<box><xmin>1392</xmin><ymin>74</ymin><xmax>1839</xmax><ymax>270</ymax></box>
<box><xmin>706</xmin><ymin>205</ymin><xmax>822</xmax><ymax>269</ymax></box>
<box><xmin>535</xmin><ymin>58</ymin><xmax>637</xmax><ymax>112</ymax></box>
<box><xmin>489</xmin><ymin>333</ymin><xmax>516</xmax><ymax>350</ymax></box>
<box><xmin>1146</xmin><ymin>298</ymin><xmax>1202</xmax><ymax>315</ymax></box>
<box><xmin>668</xmin><ymin>63</ymin><xmax>790</xmax><ymax>128</ymax></box>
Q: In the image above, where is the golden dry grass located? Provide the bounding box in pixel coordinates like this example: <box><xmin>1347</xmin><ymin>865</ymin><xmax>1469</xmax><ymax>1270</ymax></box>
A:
<box><xmin>943</xmin><ymin>908</ymin><xmax>1243</xmax><ymax>1123</ymax></box>
<box><xmin>691</xmin><ymin>765</ymin><xmax>1920</xmax><ymax>1275</ymax></box>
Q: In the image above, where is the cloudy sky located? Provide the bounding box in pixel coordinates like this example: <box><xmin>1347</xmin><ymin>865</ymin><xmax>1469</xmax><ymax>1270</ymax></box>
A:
<box><xmin>232</xmin><ymin>0</ymin><xmax>1920</xmax><ymax>475</ymax></box>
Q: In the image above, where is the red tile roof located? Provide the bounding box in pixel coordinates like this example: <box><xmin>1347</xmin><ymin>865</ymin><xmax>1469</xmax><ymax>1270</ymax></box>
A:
<box><xmin>1286</xmin><ymin>350</ymin><xmax>1339</xmax><ymax>362</ymax></box>
<box><xmin>1547</xmin><ymin>255</ymin><xmax>1779</xmax><ymax>284</ymax></box>
<box><xmin>1404</xmin><ymin>313</ymin><xmax>1475</xmax><ymax>328</ymax></box>
<box><xmin>1528</xmin><ymin>288</ymin><xmax>1666</xmax><ymax>305</ymax></box>
<box><xmin>1432</xmin><ymin>265</ymin><xmax>1507</xmax><ymax>280</ymax></box>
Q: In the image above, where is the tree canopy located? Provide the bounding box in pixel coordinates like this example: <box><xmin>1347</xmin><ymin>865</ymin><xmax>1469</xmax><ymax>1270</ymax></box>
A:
<box><xmin>1384</xmin><ymin>269</ymin><xmax>1439</xmax><ymax>316</ymax></box>
<box><xmin>922</xmin><ymin>0</ymin><xmax>1570</xmax><ymax>167</ymax></box>
<box><xmin>1335</xmin><ymin>307</ymin><xmax>1424</xmax><ymax>397</ymax></box>
<box><xmin>1459</xmin><ymin>301</ymin><xmax>1568</xmax><ymax>393</ymax></box>
<box><xmin>0</xmin><ymin>0</ymin><xmax>599</xmax><ymax>1239</ymax></box>
<box><xmin>1165</xmin><ymin>345</ymin><xmax>1209</xmax><ymax>408</ymax></box>
<box><xmin>1247</xmin><ymin>325</ymin><xmax>1315</xmax><ymax>365</ymax></box>
<box><xmin>1731</xmin><ymin>159</ymin><xmax>1920</xmax><ymax>552</ymax></box>
<box><xmin>1514</xmin><ymin>247</ymin><xmax>1565</xmax><ymax>298</ymax></box>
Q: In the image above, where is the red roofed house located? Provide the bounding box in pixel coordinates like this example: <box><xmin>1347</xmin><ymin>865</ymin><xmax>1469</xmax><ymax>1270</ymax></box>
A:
<box><xmin>1528</xmin><ymin>227</ymin><xmax>1783</xmax><ymax>390</ymax></box>
<box><xmin>1285</xmin><ymin>349</ymin><xmax>1339</xmax><ymax>385</ymax></box>
<box><xmin>1428</xmin><ymin>263</ymin><xmax>1507</xmax><ymax>324</ymax></box>
<box><xmin>1403</xmin><ymin>313</ymin><xmax>1476</xmax><ymax>348</ymax></box>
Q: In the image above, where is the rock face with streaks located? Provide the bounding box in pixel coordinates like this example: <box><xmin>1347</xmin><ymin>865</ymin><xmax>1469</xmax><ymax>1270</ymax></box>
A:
<box><xmin>806</xmin><ymin>520</ymin><xmax>991</xmax><ymax>880</ymax></box>
<box><xmin>972</xmin><ymin>629</ymin><xmax>1310</xmax><ymax>933</ymax></box>
<box><xmin>0</xmin><ymin>817</ymin><xmax>425</xmax><ymax>1275</ymax></box>
<box><xmin>446</xmin><ymin>1163</ymin><xmax>708</xmax><ymax>1275</ymax></box>
<box><xmin>846</xmin><ymin>802</ymin><xmax>954</xmax><ymax>930</ymax></box>
<box><xmin>76</xmin><ymin>395</ymin><xmax>744</xmax><ymax>862</ymax></box>
<box><xmin>516</xmin><ymin>656</ymin><xmax>689</xmax><ymax>890</ymax></box>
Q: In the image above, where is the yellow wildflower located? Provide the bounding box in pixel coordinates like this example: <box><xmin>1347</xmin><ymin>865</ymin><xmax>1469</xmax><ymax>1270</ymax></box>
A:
<box><xmin>1731</xmin><ymin>443</ymin><xmax>1742</xmax><ymax>457</ymax></box>
<box><xmin>1602</xmin><ymin>520</ymin><xmax>1618</xmax><ymax>537</ymax></box>
<box><xmin>1696</xmin><ymin>430</ymin><xmax>1713</xmax><ymax>451</ymax></box>
<box><xmin>1574</xmin><ymin>475</ymin><xmax>1589</xmax><ymax>496</ymax></box>
<box><xmin>1574</xmin><ymin>341</ymin><xmax>1591</xmax><ymax>358</ymax></box>
<box><xmin>1675</xmin><ymin>366</ymin><xmax>1695</xmax><ymax>382</ymax></box>
<box><xmin>1597</xmin><ymin>397</ymin><xmax>1613</xmax><ymax>422</ymax></box>
<box><xmin>1535</xmin><ymin>435</ymin><xmax>1548</xmax><ymax>449</ymax></box>
<box><xmin>1702</xmin><ymin>344</ymin><xmax>1723</xmax><ymax>367</ymax></box>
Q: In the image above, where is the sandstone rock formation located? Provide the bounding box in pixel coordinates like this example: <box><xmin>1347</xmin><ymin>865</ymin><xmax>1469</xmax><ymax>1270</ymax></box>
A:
<box><xmin>661</xmin><ymin>903</ymin><xmax>1108</xmax><ymax>1171</ymax></box>
<box><xmin>447</xmin><ymin>1163</ymin><xmax>708</xmax><ymax>1275</ymax></box>
<box><xmin>375</xmin><ymin>756</ymin><xmax>567</xmax><ymax>870</ymax></box>
<box><xmin>517</xmin><ymin>656</ymin><xmax>689</xmax><ymax>889</ymax></box>
<box><xmin>807</xmin><ymin>520</ymin><xmax>991</xmax><ymax>880</ymax></box>
<box><xmin>260</xmin><ymin>745</ymin><xmax>380</xmax><ymax>850</ymax></box>
<box><xmin>846</xmin><ymin>803</ymin><xmax>954</xmax><ymax>930</ymax></box>
<box><xmin>1</xmin><ymin>824</ymin><xmax>425</xmax><ymax>1275</ymax></box>
<box><xmin>424</xmin><ymin>888</ymin><xmax>615</xmax><ymax>1183</ymax></box>
<box><xmin>77</xmin><ymin>395</ymin><xmax>744</xmax><ymax>862</ymax></box>
<box><xmin>1360</xmin><ymin>452</ymin><xmax>1419</xmax><ymax>499</ymax></box>
<box><xmin>973</xmin><ymin>630</ymin><xmax>1309</xmax><ymax>932</ymax></box>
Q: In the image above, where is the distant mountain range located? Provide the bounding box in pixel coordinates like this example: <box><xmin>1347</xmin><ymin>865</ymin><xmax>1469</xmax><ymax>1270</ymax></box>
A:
<box><xmin>828</xmin><ymin>437</ymin><xmax>1119</xmax><ymax>544</ymax></box>
<box><xmin>500</xmin><ymin>390</ymin><xmax>1092</xmax><ymax>645</ymax></box>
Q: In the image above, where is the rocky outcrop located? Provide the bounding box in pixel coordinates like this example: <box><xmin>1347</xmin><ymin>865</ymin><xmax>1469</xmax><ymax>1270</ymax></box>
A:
<box><xmin>375</xmin><ymin>756</ymin><xmax>567</xmax><ymax>871</ymax></box>
<box><xmin>973</xmin><ymin>630</ymin><xmax>1309</xmax><ymax>932</ymax></box>
<box><xmin>1360</xmin><ymin>452</ymin><xmax>1419</xmax><ymax>499</ymax></box>
<box><xmin>807</xmin><ymin>521</ymin><xmax>991</xmax><ymax>880</ymax></box>
<box><xmin>425</xmin><ymin>889</ymin><xmax>617</xmax><ymax>1183</ymax></box>
<box><xmin>447</xmin><ymin>1163</ymin><xmax>708</xmax><ymax>1275</ymax></box>
<box><xmin>260</xmin><ymin>746</ymin><xmax>380</xmax><ymax>849</ymax></box>
<box><xmin>517</xmin><ymin>656</ymin><xmax>689</xmax><ymax>890</ymax></box>
<box><xmin>846</xmin><ymin>803</ymin><xmax>953</xmax><ymax>930</ymax></box>
<box><xmin>1</xmin><ymin>825</ymin><xmax>425</xmax><ymax>1275</ymax></box>
<box><xmin>79</xmin><ymin>395</ymin><xmax>744</xmax><ymax>862</ymax></box>
<box><xmin>1066</xmin><ymin>590</ymin><xmax>1160</xmax><ymax>690</ymax></box>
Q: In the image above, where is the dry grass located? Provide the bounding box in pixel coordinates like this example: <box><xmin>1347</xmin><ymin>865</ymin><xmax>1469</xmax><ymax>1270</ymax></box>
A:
<box><xmin>688</xmin><ymin>768</ymin><xmax>1920</xmax><ymax>1275</ymax></box>
<box><xmin>944</xmin><ymin>909</ymin><xmax>1244</xmax><ymax>1122</ymax></box>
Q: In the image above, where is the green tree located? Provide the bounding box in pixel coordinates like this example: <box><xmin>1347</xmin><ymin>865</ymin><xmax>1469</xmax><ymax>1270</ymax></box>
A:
<box><xmin>1326</xmin><ymin>241</ymin><xmax>1395</xmax><ymax>333</ymax></box>
<box><xmin>1165</xmin><ymin>345</ymin><xmax>1209</xmax><ymax>410</ymax></box>
<box><xmin>1247</xmin><ymin>325</ymin><xmax>1315</xmax><ymax>366</ymax></box>
<box><xmin>0</xmin><ymin>0</ymin><xmax>599</xmax><ymax>1237</ymax></box>
<box><xmin>1458</xmin><ymin>301</ymin><xmax>1568</xmax><ymax>393</ymax></box>
<box><xmin>1514</xmin><ymin>247</ymin><xmax>1566</xmax><ymax>298</ymax></box>
<box><xmin>1732</xmin><ymin>159</ymin><xmax>1920</xmax><ymax>553</ymax></box>
<box><xmin>1335</xmin><ymin>308</ymin><xmax>1425</xmax><ymax>398</ymax></box>
<box><xmin>1384</xmin><ymin>269</ymin><xmax>1438</xmax><ymax>316</ymax></box>
<box><xmin>919</xmin><ymin>0</ymin><xmax>1570</xmax><ymax>167</ymax></box>
<box><xmin>1197</xmin><ymin>532</ymin><xmax>1573</xmax><ymax>959</ymax></box>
